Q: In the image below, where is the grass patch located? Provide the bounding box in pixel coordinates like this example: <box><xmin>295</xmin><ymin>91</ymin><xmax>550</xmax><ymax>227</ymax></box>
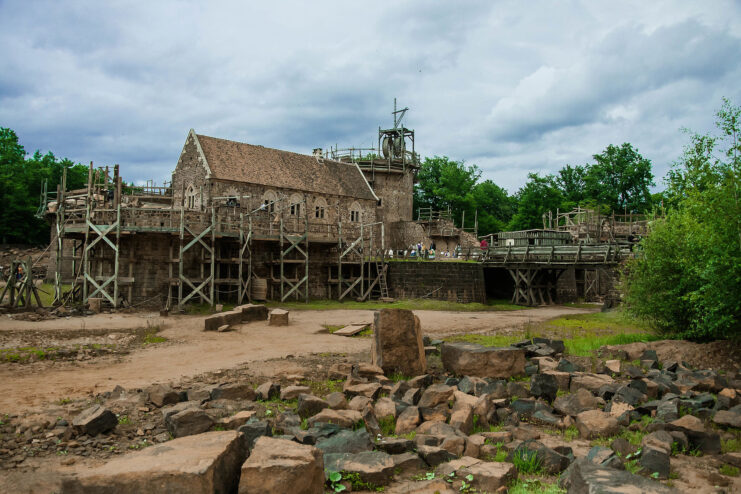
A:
<box><xmin>143</xmin><ymin>331</ymin><xmax>166</xmax><ymax>345</ymax></box>
<box><xmin>301</xmin><ymin>378</ymin><xmax>343</xmax><ymax>397</ymax></box>
<box><xmin>267</xmin><ymin>298</ymin><xmax>525</xmax><ymax>312</ymax></box>
<box><xmin>378</xmin><ymin>415</ymin><xmax>396</xmax><ymax>436</ymax></box>
<box><xmin>512</xmin><ymin>448</ymin><xmax>543</xmax><ymax>474</ymax></box>
<box><xmin>719</xmin><ymin>464</ymin><xmax>740</xmax><ymax>477</ymax></box>
<box><xmin>722</xmin><ymin>432</ymin><xmax>741</xmax><ymax>453</ymax></box>
<box><xmin>446</xmin><ymin>310</ymin><xmax>661</xmax><ymax>357</ymax></box>
<box><xmin>564</xmin><ymin>426</ymin><xmax>579</xmax><ymax>441</ymax></box>
<box><xmin>508</xmin><ymin>478</ymin><xmax>565</xmax><ymax>494</ymax></box>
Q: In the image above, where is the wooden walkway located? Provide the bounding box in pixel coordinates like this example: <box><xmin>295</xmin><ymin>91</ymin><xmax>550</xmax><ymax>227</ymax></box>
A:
<box><xmin>482</xmin><ymin>244</ymin><xmax>631</xmax><ymax>306</ymax></box>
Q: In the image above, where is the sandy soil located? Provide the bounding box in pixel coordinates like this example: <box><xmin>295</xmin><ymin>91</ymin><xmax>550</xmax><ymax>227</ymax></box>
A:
<box><xmin>0</xmin><ymin>306</ymin><xmax>590</xmax><ymax>414</ymax></box>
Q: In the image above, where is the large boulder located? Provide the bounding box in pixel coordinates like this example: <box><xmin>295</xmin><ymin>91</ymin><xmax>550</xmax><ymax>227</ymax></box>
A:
<box><xmin>62</xmin><ymin>431</ymin><xmax>246</xmax><ymax>494</ymax></box>
<box><xmin>240</xmin><ymin>437</ymin><xmax>324</xmax><ymax>494</ymax></box>
<box><xmin>560</xmin><ymin>458</ymin><xmax>678</xmax><ymax>493</ymax></box>
<box><xmin>371</xmin><ymin>309</ymin><xmax>426</xmax><ymax>376</ymax></box>
<box><xmin>441</xmin><ymin>342</ymin><xmax>525</xmax><ymax>378</ymax></box>
<box><xmin>72</xmin><ymin>405</ymin><xmax>118</xmax><ymax>436</ymax></box>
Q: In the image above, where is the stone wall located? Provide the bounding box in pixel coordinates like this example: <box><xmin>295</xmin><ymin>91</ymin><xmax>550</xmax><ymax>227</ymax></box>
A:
<box><xmin>386</xmin><ymin>261</ymin><xmax>486</xmax><ymax>303</ymax></box>
<box><xmin>367</xmin><ymin>171</ymin><xmax>414</xmax><ymax>224</ymax></box>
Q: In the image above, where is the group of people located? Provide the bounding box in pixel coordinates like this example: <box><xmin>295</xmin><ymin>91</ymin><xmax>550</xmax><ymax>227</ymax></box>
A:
<box><xmin>385</xmin><ymin>241</ymin><xmax>461</xmax><ymax>260</ymax></box>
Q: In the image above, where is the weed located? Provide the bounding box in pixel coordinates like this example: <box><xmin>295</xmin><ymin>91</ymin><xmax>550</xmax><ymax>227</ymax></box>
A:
<box><xmin>378</xmin><ymin>415</ymin><xmax>396</xmax><ymax>436</ymax></box>
<box><xmin>342</xmin><ymin>471</ymin><xmax>383</xmax><ymax>491</ymax></box>
<box><xmin>625</xmin><ymin>459</ymin><xmax>641</xmax><ymax>474</ymax></box>
<box><xmin>323</xmin><ymin>325</ymin><xmax>344</xmax><ymax>334</ymax></box>
<box><xmin>327</xmin><ymin>471</ymin><xmax>347</xmax><ymax>492</ymax></box>
<box><xmin>564</xmin><ymin>426</ymin><xmax>579</xmax><ymax>442</ymax></box>
<box><xmin>556</xmin><ymin>390</ymin><xmax>569</xmax><ymax>397</ymax></box>
<box><xmin>143</xmin><ymin>332</ymin><xmax>166</xmax><ymax>345</ymax></box>
<box><xmin>117</xmin><ymin>415</ymin><xmax>130</xmax><ymax>425</ymax></box>
<box><xmin>719</xmin><ymin>464</ymin><xmax>740</xmax><ymax>477</ymax></box>
<box><xmin>388</xmin><ymin>372</ymin><xmax>408</xmax><ymax>382</ymax></box>
<box><xmin>213</xmin><ymin>425</ymin><xmax>225</xmax><ymax>431</ymax></box>
<box><xmin>302</xmin><ymin>378</ymin><xmax>343</xmax><ymax>397</ymax></box>
<box><xmin>512</xmin><ymin>448</ymin><xmax>543</xmax><ymax>474</ymax></box>
<box><xmin>301</xmin><ymin>418</ymin><xmax>309</xmax><ymax>430</ymax></box>
<box><xmin>58</xmin><ymin>397</ymin><xmax>72</xmax><ymax>405</ymax></box>
<box><xmin>403</xmin><ymin>431</ymin><xmax>416</xmax><ymax>441</ymax></box>
<box><xmin>722</xmin><ymin>435</ymin><xmax>741</xmax><ymax>453</ymax></box>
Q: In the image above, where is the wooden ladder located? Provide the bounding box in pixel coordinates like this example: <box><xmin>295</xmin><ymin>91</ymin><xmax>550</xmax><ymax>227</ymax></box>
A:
<box><xmin>375</xmin><ymin>260</ymin><xmax>389</xmax><ymax>299</ymax></box>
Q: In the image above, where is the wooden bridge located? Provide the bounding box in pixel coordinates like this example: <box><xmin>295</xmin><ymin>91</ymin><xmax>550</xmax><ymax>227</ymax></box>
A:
<box><xmin>482</xmin><ymin>244</ymin><xmax>631</xmax><ymax>306</ymax></box>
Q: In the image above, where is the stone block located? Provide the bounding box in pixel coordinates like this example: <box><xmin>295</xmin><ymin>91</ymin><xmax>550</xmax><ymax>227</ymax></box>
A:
<box><xmin>371</xmin><ymin>308</ymin><xmax>426</xmax><ymax>376</ymax></box>
<box><xmin>240</xmin><ymin>437</ymin><xmax>324</xmax><ymax>494</ymax></box>
<box><xmin>441</xmin><ymin>342</ymin><xmax>525</xmax><ymax>378</ymax></box>
<box><xmin>236</xmin><ymin>303</ymin><xmax>269</xmax><ymax>322</ymax></box>
<box><xmin>62</xmin><ymin>431</ymin><xmax>246</xmax><ymax>494</ymax></box>
<box><xmin>269</xmin><ymin>309</ymin><xmax>289</xmax><ymax>326</ymax></box>
<box><xmin>72</xmin><ymin>405</ymin><xmax>117</xmax><ymax>436</ymax></box>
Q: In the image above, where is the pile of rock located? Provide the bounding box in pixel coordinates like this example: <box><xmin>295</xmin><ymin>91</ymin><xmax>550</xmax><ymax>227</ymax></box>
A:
<box><xmin>41</xmin><ymin>310</ymin><xmax>741</xmax><ymax>492</ymax></box>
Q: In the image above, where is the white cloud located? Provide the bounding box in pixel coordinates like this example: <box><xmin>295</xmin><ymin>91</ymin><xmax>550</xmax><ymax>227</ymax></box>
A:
<box><xmin>0</xmin><ymin>0</ymin><xmax>740</xmax><ymax>193</ymax></box>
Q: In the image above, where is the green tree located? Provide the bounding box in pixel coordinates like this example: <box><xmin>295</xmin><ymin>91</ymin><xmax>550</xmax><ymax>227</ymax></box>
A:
<box><xmin>0</xmin><ymin>127</ymin><xmax>89</xmax><ymax>244</ymax></box>
<box><xmin>624</xmin><ymin>100</ymin><xmax>741</xmax><ymax>340</ymax></box>
<box><xmin>414</xmin><ymin>156</ymin><xmax>480</xmax><ymax>221</ymax></box>
<box><xmin>507</xmin><ymin>173</ymin><xmax>563</xmax><ymax>231</ymax></box>
<box><xmin>470</xmin><ymin>180</ymin><xmax>515</xmax><ymax>234</ymax></box>
<box><xmin>557</xmin><ymin>164</ymin><xmax>587</xmax><ymax>209</ymax></box>
<box><xmin>584</xmin><ymin>143</ymin><xmax>655</xmax><ymax>213</ymax></box>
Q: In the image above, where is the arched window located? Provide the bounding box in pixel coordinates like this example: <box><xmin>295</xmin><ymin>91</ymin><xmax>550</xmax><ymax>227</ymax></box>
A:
<box><xmin>314</xmin><ymin>197</ymin><xmax>327</xmax><ymax>221</ymax></box>
<box><xmin>349</xmin><ymin>201</ymin><xmax>362</xmax><ymax>223</ymax></box>
<box><xmin>262</xmin><ymin>190</ymin><xmax>277</xmax><ymax>213</ymax></box>
<box><xmin>289</xmin><ymin>193</ymin><xmax>303</xmax><ymax>216</ymax></box>
<box><xmin>186</xmin><ymin>185</ymin><xmax>196</xmax><ymax>209</ymax></box>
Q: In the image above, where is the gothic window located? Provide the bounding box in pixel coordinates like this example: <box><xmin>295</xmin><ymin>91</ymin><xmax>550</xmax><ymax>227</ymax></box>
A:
<box><xmin>186</xmin><ymin>185</ymin><xmax>196</xmax><ymax>209</ymax></box>
<box><xmin>314</xmin><ymin>197</ymin><xmax>327</xmax><ymax>220</ymax></box>
<box><xmin>350</xmin><ymin>201</ymin><xmax>362</xmax><ymax>223</ymax></box>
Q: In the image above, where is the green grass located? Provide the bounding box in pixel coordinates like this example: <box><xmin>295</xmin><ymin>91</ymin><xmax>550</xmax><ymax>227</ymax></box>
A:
<box><xmin>564</xmin><ymin>426</ymin><xmax>579</xmax><ymax>441</ymax></box>
<box><xmin>38</xmin><ymin>283</ymin><xmax>72</xmax><ymax>307</ymax></box>
<box><xmin>378</xmin><ymin>415</ymin><xmax>396</xmax><ymax>436</ymax></box>
<box><xmin>508</xmin><ymin>479</ymin><xmax>565</xmax><ymax>494</ymax></box>
<box><xmin>722</xmin><ymin>432</ymin><xmax>741</xmax><ymax>453</ymax></box>
<box><xmin>184</xmin><ymin>302</ymin><xmax>235</xmax><ymax>315</ymax></box>
<box><xmin>719</xmin><ymin>464</ymin><xmax>740</xmax><ymax>477</ymax></box>
<box><xmin>143</xmin><ymin>332</ymin><xmax>166</xmax><ymax>345</ymax></box>
<box><xmin>446</xmin><ymin>310</ymin><xmax>661</xmax><ymax>356</ymax></box>
<box><xmin>266</xmin><ymin>298</ymin><xmax>525</xmax><ymax>312</ymax></box>
<box><xmin>301</xmin><ymin>378</ymin><xmax>343</xmax><ymax>397</ymax></box>
<box><xmin>512</xmin><ymin>448</ymin><xmax>543</xmax><ymax>474</ymax></box>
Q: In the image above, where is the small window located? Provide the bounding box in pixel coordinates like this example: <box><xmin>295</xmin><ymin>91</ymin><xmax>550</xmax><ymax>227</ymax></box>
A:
<box><xmin>377</xmin><ymin>198</ymin><xmax>382</xmax><ymax>207</ymax></box>
<box><xmin>315</xmin><ymin>206</ymin><xmax>325</xmax><ymax>219</ymax></box>
<box><xmin>290</xmin><ymin>203</ymin><xmax>300</xmax><ymax>215</ymax></box>
<box><xmin>186</xmin><ymin>186</ymin><xmax>196</xmax><ymax>209</ymax></box>
<box><xmin>350</xmin><ymin>210</ymin><xmax>360</xmax><ymax>222</ymax></box>
<box><xmin>263</xmin><ymin>200</ymin><xmax>275</xmax><ymax>213</ymax></box>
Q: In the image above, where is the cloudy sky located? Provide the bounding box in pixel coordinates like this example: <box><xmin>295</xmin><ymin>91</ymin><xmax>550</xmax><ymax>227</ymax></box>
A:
<box><xmin>2</xmin><ymin>1</ymin><xmax>740</xmax><ymax>192</ymax></box>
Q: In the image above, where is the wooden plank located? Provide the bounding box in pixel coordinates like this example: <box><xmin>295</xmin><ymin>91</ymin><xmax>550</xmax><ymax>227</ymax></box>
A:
<box><xmin>333</xmin><ymin>324</ymin><xmax>368</xmax><ymax>336</ymax></box>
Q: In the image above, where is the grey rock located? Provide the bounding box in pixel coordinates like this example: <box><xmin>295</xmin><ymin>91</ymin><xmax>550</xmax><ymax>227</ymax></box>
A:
<box><xmin>72</xmin><ymin>405</ymin><xmax>117</xmax><ymax>436</ymax></box>
<box><xmin>166</xmin><ymin>409</ymin><xmax>213</xmax><ymax>438</ymax></box>
<box><xmin>237</xmin><ymin>419</ymin><xmax>272</xmax><ymax>450</ymax></box>
<box><xmin>316</xmin><ymin>429</ymin><xmax>372</xmax><ymax>455</ymax></box>
<box><xmin>296</xmin><ymin>394</ymin><xmax>329</xmax><ymax>419</ymax></box>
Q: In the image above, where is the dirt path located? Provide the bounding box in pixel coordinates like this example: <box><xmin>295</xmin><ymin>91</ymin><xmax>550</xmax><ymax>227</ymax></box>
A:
<box><xmin>0</xmin><ymin>306</ymin><xmax>592</xmax><ymax>414</ymax></box>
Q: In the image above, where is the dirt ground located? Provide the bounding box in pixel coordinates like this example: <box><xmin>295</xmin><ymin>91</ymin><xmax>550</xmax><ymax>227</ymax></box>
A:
<box><xmin>0</xmin><ymin>306</ymin><xmax>590</xmax><ymax>415</ymax></box>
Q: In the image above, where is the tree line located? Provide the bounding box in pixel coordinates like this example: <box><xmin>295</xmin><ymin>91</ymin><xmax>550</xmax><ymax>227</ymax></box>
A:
<box><xmin>0</xmin><ymin>128</ymin><xmax>89</xmax><ymax>244</ymax></box>
<box><xmin>413</xmin><ymin>143</ymin><xmax>656</xmax><ymax>234</ymax></box>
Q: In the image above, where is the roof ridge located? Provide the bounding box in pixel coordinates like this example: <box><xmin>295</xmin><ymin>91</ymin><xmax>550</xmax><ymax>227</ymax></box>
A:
<box><xmin>195</xmin><ymin>133</ymin><xmax>354</xmax><ymax>166</ymax></box>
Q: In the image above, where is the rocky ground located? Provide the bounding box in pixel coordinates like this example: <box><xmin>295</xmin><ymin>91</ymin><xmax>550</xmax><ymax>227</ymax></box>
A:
<box><xmin>0</xmin><ymin>311</ymin><xmax>739</xmax><ymax>493</ymax></box>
